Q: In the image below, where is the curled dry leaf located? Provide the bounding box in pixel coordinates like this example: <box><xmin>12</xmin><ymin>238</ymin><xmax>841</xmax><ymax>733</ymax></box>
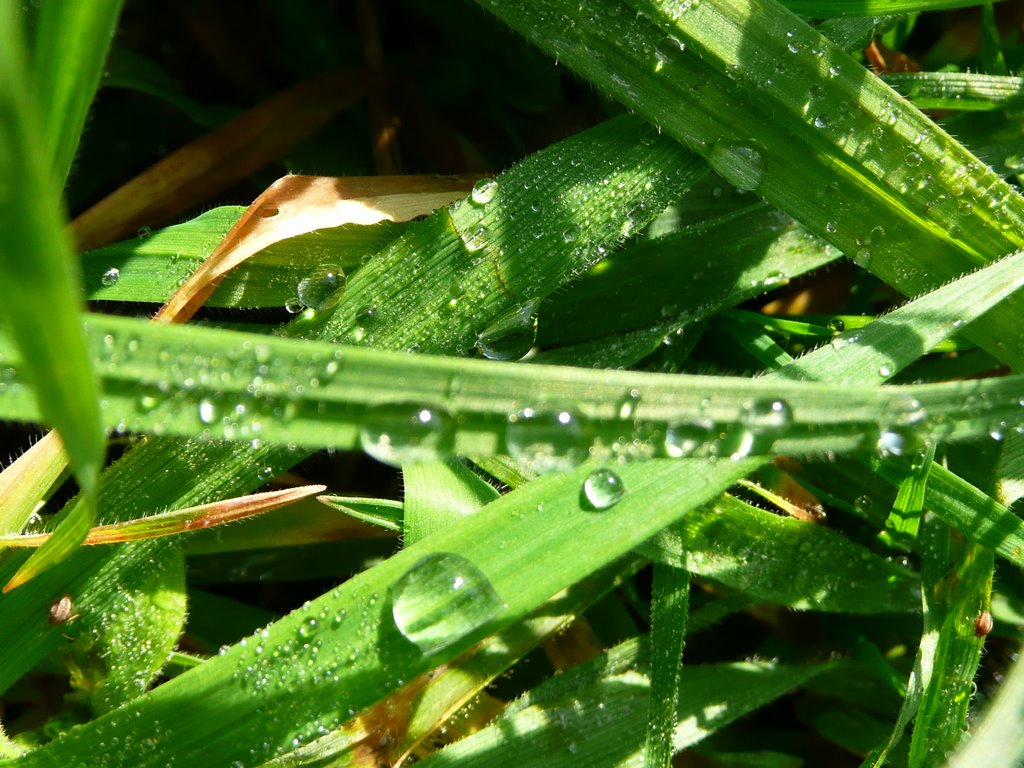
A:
<box><xmin>154</xmin><ymin>173</ymin><xmax>477</xmax><ymax>323</ymax></box>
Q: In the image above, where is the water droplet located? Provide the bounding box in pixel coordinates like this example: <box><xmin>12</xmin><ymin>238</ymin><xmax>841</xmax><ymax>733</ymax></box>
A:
<box><xmin>813</xmin><ymin>114</ymin><xmax>830</xmax><ymax>129</ymax></box>
<box><xmin>824</xmin><ymin>220</ymin><xmax>837</xmax><ymax>233</ymax></box>
<box><xmin>359</xmin><ymin>404</ymin><xmax>456</xmax><ymax>466</ymax></box>
<box><xmin>663</xmin><ymin>417</ymin><xmax>716</xmax><ymax>458</ymax></box>
<box><xmin>582</xmin><ymin>468</ymin><xmax>625</xmax><ymax>510</ymax></box>
<box><xmin>471</xmin><ymin>178</ymin><xmax>498</xmax><ymax>205</ymax></box>
<box><xmin>617</xmin><ymin>389</ymin><xmax>641</xmax><ymax>420</ymax></box>
<box><xmin>284</xmin><ymin>297</ymin><xmax>304</xmax><ymax>314</ymax></box>
<box><xmin>391</xmin><ymin>552</ymin><xmax>504</xmax><ymax>653</ymax></box>
<box><xmin>877</xmin><ymin>429</ymin><xmax>907</xmax><ymax>457</ymax></box>
<box><xmin>744</xmin><ymin>399</ymin><xmax>793</xmax><ymax>430</ymax></box>
<box><xmin>137</xmin><ymin>225</ymin><xmax>152</xmax><ymax>238</ymax></box>
<box><xmin>707</xmin><ymin>141</ymin><xmax>764</xmax><ymax>192</ymax></box>
<box><xmin>562</xmin><ymin>223</ymin><xmax>581</xmax><ymax>243</ymax></box>
<box><xmin>638</xmin><ymin>122</ymin><xmax>660</xmax><ymax>146</ymax></box>
<box><xmin>905</xmin><ymin>151</ymin><xmax>923</xmax><ymax>167</ymax></box>
<box><xmin>463</xmin><ymin>226</ymin><xmax>488</xmax><ymax>252</ymax></box>
<box><xmin>198</xmin><ymin>398</ymin><xmax>217</xmax><ymax>425</ymax></box>
<box><xmin>879</xmin><ymin>364</ymin><xmax>892</xmax><ymax>377</ymax></box>
<box><xmin>101</xmin><ymin>268</ymin><xmax>120</xmax><ymax>287</ymax></box>
<box><xmin>505</xmin><ymin>408</ymin><xmax>592</xmax><ymax>473</ymax></box>
<box><xmin>296</xmin><ymin>264</ymin><xmax>345</xmax><ymax>311</ymax></box>
<box><xmin>827</xmin><ymin>317</ymin><xmax>845</xmax><ymax>333</ymax></box>
<box><xmin>257</xmin><ymin>466</ymin><xmax>274</xmax><ymax>482</ymax></box>
<box><xmin>654</xmin><ymin>35</ymin><xmax>685</xmax><ymax>72</ymax></box>
<box><xmin>475</xmin><ymin>301</ymin><xmax>537</xmax><ymax>361</ymax></box>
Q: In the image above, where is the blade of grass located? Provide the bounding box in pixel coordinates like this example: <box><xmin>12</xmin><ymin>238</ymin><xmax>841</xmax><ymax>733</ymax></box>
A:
<box><xmin>0</xmin><ymin>432</ymin><xmax>68</xmax><ymax>534</ymax></box>
<box><xmin>643</xmin><ymin>561</ymin><xmax>690</xmax><ymax>768</ymax></box>
<box><xmin>946</xmin><ymin>650</ymin><xmax>1024</xmax><ymax>768</ymax></box>
<box><xmin>82</xmin><ymin>206</ymin><xmax>406</xmax><ymax>307</ymax></box>
<box><xmin>0</xmin><ymin>485</ymin><xmax>326</xmax><ymax>547</ymax></box>
<box><xmin>29</xmin><ymin>0</ymin><xmax>124</xmax><ymax>187</ymax></box>
<box><xmin>0</xmin><ymin>312</ymin><xmax>1020</xmax><ymax>464</ymax></box>
<box><xmin>0</xmin><ymin>114</ymin><xmax>706</xmax><ymax>703</ymax></box>
<box><xmin>0</xmin><ymin>1</ymin><xmax>105</xmax><ymax>588</ymax></box>
<box><xmin>474</xmin><ymin>0</ymin><xmax>1024</xmax><ymax>372</ymax></box>
<box><xmin>402</xmin><ymin>461</ymin><xmax>499</xmax><ymax>545</ymax></box>
<box><xmin>154</xmin><ymin>174</ymin><xmax>475</xmax><ymax>322</ymax></box>
<box><xmin>884</xmin><ymin>72</ymin><xmax>1024</xmax><ymax>112</ymax></box>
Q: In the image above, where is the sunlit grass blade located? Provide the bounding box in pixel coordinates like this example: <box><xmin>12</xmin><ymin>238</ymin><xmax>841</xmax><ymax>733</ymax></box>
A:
<box><xmin>0</xmin><ymin>485</ymin><xmax>325</xmax><ymax>547</ymax></box>
<box><xmin>4</xmin><ymin>457</ymin><xmax>761</xmax><ymax>767</ymax></box>
<box><xmin>475</xmin><ymin>0</ymin><xmax>1024</xmax><ymax>370</ymax></box>
<box><xmin>0</xmin><ymin>114</ymin><xmax>710</xmax><ymax>711</ymax></box>
<box><xmin>83</xmin><ymin>207</ymin><xmax>405</xmax><ymax>308</ymax></box>
<box><xmin>29</xmin><ymin>0</ymin><xmax>124</xmax><ymax>187</ymax></box>
<box><xmin>641</xmin><ymin>493</ymin><xmax>920</xmax><ymax>612</ymax></box>
<box><xmin>908</xmin><ymin>511</ymin><xmax>993</xmax><ymax>765</ymax></box>
<box><xmin>882</xmin><ymin>442</ymin><xmax>935</xmax><ymax>548</ymax></box>
<box><xmin>781</xmin><ymin>0</ymin><xmax>1006</xmax><ymax>15</ymax></box>
<box><xmin>402</xmin><ymin>460</ymin><xmax>499</xmax><ymax>545</ymax></box>
<box><xmin>317</xmin><ymin>495</ymin><xmax>404</xmax><ymax>532</ymax></box>
<box><xmin>0</xmin><ymin>2</ymin><xmax>105</xmax><ymax>586</ymax></box>
<box><xmin>0</xmin><ymin>313</ymin><xmax>1020</xmax><ymax>461</ymax></box>
<box><xmin>0</xmin><ymin>431</ymin><xmax>68</xmax><ymax>534</ymax></box>
<box><xmin>947</xmin><ymin>649</ymin><xmax>1024</xmax><ymax>768</ymax></box>
<box><xmin>154</xmin><ymin>175</ymin><xmax>474</xmax><ymax>322</ymax></box>
<box><xmin>643</xmin><ymin>561</ymin><xmax>689</xmax><ymax>768</ymax></box>
<box><xmin>884</xmin><ymin>72</ymin><xmax>1024</xmax><ymax>112</ymax></box>
<box><xmin>417</xmin><ymin>642</ymin><xmax>832</xmax><ymax>767</ymax></box>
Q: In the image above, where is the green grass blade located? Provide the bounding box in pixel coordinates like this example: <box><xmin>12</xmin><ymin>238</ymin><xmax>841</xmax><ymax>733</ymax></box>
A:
<box><xmin>908</xmin><ymin>514</ymin><xmax>992</xmax><ymax>765</ymax></box>
<box><xmin>0</xmin><ymin>1</ymin><xmax>105</xmax><ymax>585</ymax></box>
<box><xmin>0</xmin><ymin>114</ymin><xmax>711</xmax><ymax>720</ymax></box>
<box><xmin>641</xmin><ymin>494</ymin><xmax>920</xmax><ymax>612</ymax></box>
<box><xmin>947</xmin><ymin>650</ymin><xmax>1024</xmax><ymax>768</ymax></box>
<box><xmin>83</xmin><ymin>207</ymin><xmax>406</xmax><ymax>308</ymax></box>
<box><xmin>402</xmin><ymin>460</ymin><xmax>499</xmax><ymax>545</ymax></box>
<box><xmin>884</xmin><ymin>72</ymin><xmax>1024</xmax><ymax>112</ymax></box>
<box><xmin>418</xmin><ymin>647</ymin><xmax>831</xmax><ymax>767</ymax></box>
<box><xmin>474</xmin><ymin>0</ymin><xmax>1024</xmax><ymax>370</ymax></box>
<box><xmin>5</xmin><ymin>458</ymin><xmax>761</xmax><ymax>767</ymax></box>
<box><xmin>30</xmin><ymin>0</ymin><xmax>124</xmax><ymax>187</ymax></box>
<box><xmin>780</xmin><ymin>0</ymin><xmax>1007</xmax><ymax>15</ymax></box>
<box><xmin>643</xmin><ymin>562</ymin><xmax>689</xmax><ymax>768</ymax></box>
<box><xmin>882</xmin><ymin>442</ymin><xmax>935</xmax><ymax>547</ymax></box>
<box><xmin>0</xmin><ymin>313</ymin><xmax>1020</xmax><ymax>462</ymax></box>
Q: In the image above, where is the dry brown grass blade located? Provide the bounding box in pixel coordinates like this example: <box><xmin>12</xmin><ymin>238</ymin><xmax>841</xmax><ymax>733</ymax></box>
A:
<box><xmin>153</xmin><ymin>173</ymin><xmax>477</xmax><ymax>323</ymax></box>
<box><xmin>71</xmin><ymin>69</ymin><xmax>371</xmax><ymax>251</ymax></box>
<box><xmin>0</xmin><ymin>484</ymin><xmax>327</xmax><ymax>547</ymax></box>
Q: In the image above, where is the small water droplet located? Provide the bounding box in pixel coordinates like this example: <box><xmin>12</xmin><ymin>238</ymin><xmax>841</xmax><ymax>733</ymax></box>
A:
<box><xmin>813</xmin><ymin>114</ymin><xmax>830</xmax><ymax>129</ymax></box>
<box><xmin>582</xmin><ymin>468</ymin><xmax>625</xmax><ymax>510</ymax></box>
<box><xmin>707</xmin><ymin>141</ymin><xmax>764</xmax><ymax>192</ymax></box>
<box><xmin>905</xmin><ymin>151</ymin><xmax>923</xmax><ymax>167</ymax></box>
<box><xmin>101</xmin><ymin>268</ymin><xmax>120</xmax><ymax>287</ymax></box>
<box><xmin>879</xmin><ymin>364</ymin><xmax>893</xmax><ymax>377</ymax></box>
<box><xmin>562</xmin><ymin>223</ymin><xmax>581</xmax><ymax>243</ymax></box>
<box><xmin>471</xmin><ymin>178</ymin><xmax>498</xmax><ymax>205</ymax></box>
<box><xmin>285</xmin><ymin>297</ymin><xmax>304</xmax><ymax>314</ymax></box>
<box><xmin>359</xmin><ymin>404</ymin><xmax>456</xmax><ymax>466</ymax></box>
<box><xmin>137</xmin><ymin>225</ymin><xmax>152</xmax><ymax>238</ymax></box>
<box><xmin>827</xmin><ymin>317</ymin><xmax>845</xmax><ymax>333</ymax></box>
<box><xmin>296</xmin><ymin>264</ymin><xmax>345</xmax><ymax>311</ymax></box>
<box><xmin>654</xmin><ymin>35</ymin><xmax>685</xmax><ymax>72</ymax></box>
<box><xmin>391</xmin><ymin>552</ymin><xmax>504</xmax><ymax>653</ymax></box>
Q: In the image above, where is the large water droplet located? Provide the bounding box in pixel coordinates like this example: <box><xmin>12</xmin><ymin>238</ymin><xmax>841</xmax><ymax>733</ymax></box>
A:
<box><xmin>359</xmin><ymin>404</ymin><xmax>456</xmax><ymax>466</ymax></box>
<box><xmin>198</xmin><ymin>398</ymin><xmax>217</xmax><ymax>425</ymax></box>
<box><xmin>582</xmin><ymin>468</ymin><xmax>625</xmax><ymax>510</ymax></box>
<box><xmin>707</xmin><ymin>141</ymin><xmax>764</xmax><ymax>192</ymax></box>
<box><xmin>296</xmin><ymin>264</ymin><xmax>345</xmax><ymax>311</ymax></box>
<box><xmin>101</xmin><ymin>268</ymin><xmax>120</xmax><ymax>287</ymax></box>
<box><xmin>470</xmin><ymin>178</ymin><xmax>498</xmax><ymax>205</ymax></box>
<box><xmin>391</xmin><ymin>552</ymin><xmax>504</xmax><ymax>653</ymax></box>
<box><xmin>663</xmin><ymin>417</ymin><xmax>716</xmax><ymax>458</ymax></box>
<box><xmin>505</xmin><ymin>407</ymin><xmax>591</xmax><ymax>473</ymax></box>
<box><xmin>475</xmin><ymin>301</ymin><xmax>538</xmax><ymax>361</ymax></box>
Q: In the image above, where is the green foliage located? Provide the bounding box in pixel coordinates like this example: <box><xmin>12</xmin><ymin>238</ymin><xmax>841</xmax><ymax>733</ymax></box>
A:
<box><xmin>1</xmin><ymin>1</ymin><xmax>1023</xmax><ymax>766</ymax></box>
